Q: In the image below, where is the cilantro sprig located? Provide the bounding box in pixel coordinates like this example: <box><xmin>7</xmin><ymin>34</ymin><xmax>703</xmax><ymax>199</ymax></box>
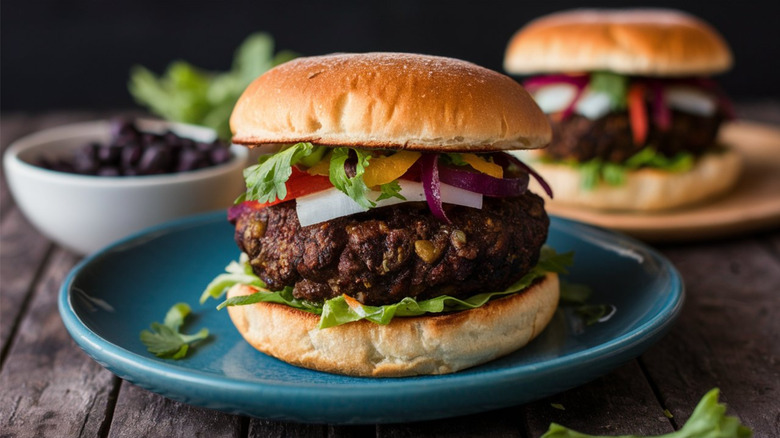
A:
<box><xmin>328</xmin><ymin>147</ymin><xmax>375</xmax><ymax>209</ymax></box>
<box><xmin>140</xmin><ymin>303</ymin><xmax>209</xmax><ymax>359</ymax></box>
<box><xmin>588</xmin><ymin>71</ymin><xmax>629</xmax><ymax>111</ymax></box>
<box><xmin>541</xmin><ymin>388</ymin><xmax>752</xmax><ymax>438</ymax></box>
<box><xmin>239</xmin><ymin>142</ymin><xmax>315</xmax><ymax>204</ymax></box>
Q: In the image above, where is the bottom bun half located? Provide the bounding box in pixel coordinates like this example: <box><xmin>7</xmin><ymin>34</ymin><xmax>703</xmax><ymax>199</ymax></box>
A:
<box><xmin>525</xmin><ymin>148</ymin><xmax>742</xmax><ymax>211</ymax></box>
<box><xmin>226</xmin><ymin>272</ymin><xmax>560</xmax><ymax>377</ymax></box>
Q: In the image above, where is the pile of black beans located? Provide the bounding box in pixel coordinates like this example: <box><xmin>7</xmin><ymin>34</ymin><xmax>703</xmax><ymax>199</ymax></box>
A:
<box><xmin>37</xmin><ymin>119</ymin><xmax>232</xmax><ymax>176</ymax></box>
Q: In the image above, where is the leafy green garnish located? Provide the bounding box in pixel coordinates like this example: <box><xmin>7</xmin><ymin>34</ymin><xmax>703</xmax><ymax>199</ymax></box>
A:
<box><xmin>588</xmin><ymin>71</ymin><xmax>629</xmax><ymax>111</ymax></box>
<box><xmin>559</xmin><ymin>280</ymin><xmax>593</xmax><ymax>304</ymax></box>
<box><xmin>376</xmin><ymin>180</ymin><xmax>406</xmax><ymax>202</ymax></box>
<box><xmin>624</xmin><ymin>147</ymin><xmax>695</xmax><ymax>172</ymax></box>
<box><xmin>569</xmin><ymin>147</ymin><xmax>695</xmax><ymax>190</ymax></box>
<box><xmin>203</xmin><ymin>247</ymin><xmax>572</xmax><ymax>329</ymax></box>
<box><xmin>128</xmin><ymin>33</ymin><xmax>297</xmax><ymax>140</ymax></box>
<box><xmin>140</xmin><ymin>303</ymin><xmax>209</xmax><ymax>359</ymax></box>
<box><xmin>541</xmin><ymin>388</ymin><xmax>752</xmax><ymax>438</ymax></box>
<box><xmin>575</xmin><ymin>304</ymin><xmax>616</xmax><ymax>326</ymax></box>
<box><xmin>240</xmin><ymin>142</ymin><xmax>315</xmax><ymax>204</ymax></box>
<box><xmin>328</xmin><ymin>147</ymin><xmax>374</xmax><ymax>209</ymax></box>
<box><xmin>443</xmin><ymin>153</ymin><xmax>469</xmax><ymax>166</ymax></box>
<box><xmin>200</xmin><ymin>254</ymin><xmax>264</xmax><ymax>304</ymax></box>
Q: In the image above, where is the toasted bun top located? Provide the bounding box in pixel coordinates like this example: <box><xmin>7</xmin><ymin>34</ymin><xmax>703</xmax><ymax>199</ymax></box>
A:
<box><xmin>504</xmin><ymin>9</ymin><xmax>732</xmax><ymax>76</ymax></box>
<box><xmin>230</xmin><ymin>52</ymin><xmax>551</xmax><ymax>151</ymax></box>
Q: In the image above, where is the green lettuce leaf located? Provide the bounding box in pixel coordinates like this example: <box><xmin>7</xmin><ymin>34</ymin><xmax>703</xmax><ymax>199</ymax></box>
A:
<box><xmin>203</xmin><ymin>246</ymin><xmax>573</xmax><ymax>329</ymax></box>
<box><xmin>551</xmin><ymin>147</ymin><xmax>696</xmax><ymax>191</ymax></box>
<box><xmin>541</xmin><ymin>388</ymin><xmax>752</xmax><ymax>438</ymax></box>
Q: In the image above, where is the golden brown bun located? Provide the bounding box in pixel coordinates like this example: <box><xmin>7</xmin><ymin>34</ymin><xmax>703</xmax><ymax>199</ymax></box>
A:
<box><xmin>504</xmin><ymin>9</ymin><xmax>732</xmax><ymax>76</ymax></box>
<box><xmin>226</xmin><ymin>273</ymin><xmax>559</xmax><ymax>377</ymax></box>
<box><xmin>230</xmin><ymin>52</ymin><xmax>551</xmax><ymax>152</ymax></box>
<box><xmin>519</xmin><ymin>148</ymin><xmax>741</xmax><ymax>211</ymax></box>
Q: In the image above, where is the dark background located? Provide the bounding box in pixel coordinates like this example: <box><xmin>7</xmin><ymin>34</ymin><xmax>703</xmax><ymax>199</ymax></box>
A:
<box><xmin>3</xmin><ymin>0</ymin><xmax>779</xmax><ymax>112</ymax></box>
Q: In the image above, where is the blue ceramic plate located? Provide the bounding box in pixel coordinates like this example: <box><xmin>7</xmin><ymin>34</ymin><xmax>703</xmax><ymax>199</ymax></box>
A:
<box><xmin>59</xmin><ymin>212</ymin><xmax>683</xmax><ymax>424</ymax></box>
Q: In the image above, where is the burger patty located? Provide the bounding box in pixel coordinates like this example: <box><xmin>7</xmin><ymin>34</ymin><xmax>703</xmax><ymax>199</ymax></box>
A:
<box><xmin>543</xmin><ymin>110</ymin><xmax>724</xmax><ymax>163</ymax></box>
<box><xmin>232</xmin><ymin>193</ymin><xmax>549</xmax><ymax>306</ymax></box>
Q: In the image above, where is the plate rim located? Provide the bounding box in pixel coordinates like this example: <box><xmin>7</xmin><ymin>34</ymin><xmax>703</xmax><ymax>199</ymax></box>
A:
<box><xmin>58</xmin><ymin>211</ymin><xmax>685</xmax><ymax>415</ymax></box>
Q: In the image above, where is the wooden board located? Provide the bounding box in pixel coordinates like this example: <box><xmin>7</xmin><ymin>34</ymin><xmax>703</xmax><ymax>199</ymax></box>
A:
<box><xmin>542</xmin><ymin>121</ymin><xmax>780</xmax><ymax>242</ymax></box>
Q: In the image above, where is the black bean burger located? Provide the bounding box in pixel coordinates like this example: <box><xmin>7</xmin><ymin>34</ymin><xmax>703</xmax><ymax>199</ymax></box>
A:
<box><xmin>201</xmin><ymin>52</ymin><xmax>569</xmax><ymax>377</ymax></box>
<box><xmin>504</xmin><ymin>8</ymin><xmax>740</xmax><ymax>211</ymax></box>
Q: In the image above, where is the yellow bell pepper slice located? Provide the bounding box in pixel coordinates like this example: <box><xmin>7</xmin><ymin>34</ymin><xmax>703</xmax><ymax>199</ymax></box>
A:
<box><xmin>306</xmin><ymin>151</ymin><xmax>332</xmax><ymax>176</ymax></box>
<box><xmin>461</xmin><ymin>153</ymin><xmax>503</xmax><ymax>179</ymax></box>
<box><xmin>363</xmin><ymin>151</ymin><xmax>422</xmax><ymax>187</ymax></box>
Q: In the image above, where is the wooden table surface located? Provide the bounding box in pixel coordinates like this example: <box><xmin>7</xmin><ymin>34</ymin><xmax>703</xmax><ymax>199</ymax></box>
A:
<box><xmin>1</xmin><ymin>108</ymin><xmax>778</xmax><ymax>437</ymax></box>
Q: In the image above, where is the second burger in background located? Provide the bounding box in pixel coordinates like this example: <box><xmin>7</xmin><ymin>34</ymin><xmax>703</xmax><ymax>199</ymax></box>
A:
<box><xmin>202</xmin><ymin>53</ymin><xmax>570</xmax><ymax>377</ymax></box>
<box><xmin>504</xmin><ymin>8</ymin><xmax>740</xmax><ymax>211</ymax></box>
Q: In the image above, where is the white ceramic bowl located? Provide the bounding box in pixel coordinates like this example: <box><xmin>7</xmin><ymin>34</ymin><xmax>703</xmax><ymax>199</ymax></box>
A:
<box><xmin>4</xmin><ymin>119</ymin><xmax>249</xmax><ymax>255</ymax></box>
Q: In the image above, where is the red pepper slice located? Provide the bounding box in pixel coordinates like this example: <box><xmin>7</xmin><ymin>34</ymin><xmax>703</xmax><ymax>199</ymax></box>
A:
<box><xmin>628</xmin><ymin>83</ymin><xmax>649</xmax><ymax>146</ymax></box>
<box><xmin>234</xmin><ymin>167</ymin><xmax>333</xmax><ymax>214</ymax></box>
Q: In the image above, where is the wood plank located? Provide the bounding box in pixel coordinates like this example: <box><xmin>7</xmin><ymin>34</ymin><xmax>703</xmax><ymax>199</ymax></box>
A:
<box><xmin>0</xmin><ymin>208</ymin><xmax>52</xmax><ymax>360</ymax></box>
<box><xmin>107</xmin><ymin>382</ymin><xmax>244</xmax><ymax>438</ymax></box>
<box><xmin>643</xmin><ymin>235</ymin><xmax>780</xmax><ymax>436</ymax></box>
<box><xmin>521</xmin><ymin>361</ymin><xmax>673</xmax><ymax>437</ymax></box>
<box><xmin>378</xmin><ymin>406</ymin><xmax>520</xmax><ymax>438</ymax></box>
<box><xmin>0</xmin><ymin>248</ymin><xmax>117</xmax><ymax>437</ymax></box>
<box><xmin>248</xmin><ymin>419</ymin><xmax>325</xmax><ymax>437</ymax></box>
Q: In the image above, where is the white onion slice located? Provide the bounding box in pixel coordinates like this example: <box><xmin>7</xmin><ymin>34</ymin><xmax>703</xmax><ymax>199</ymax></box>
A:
<box><xmin>295</xmin><ymin>180</ymin><xmax>483</xmax><ymax>227</ymax></box>
<box><xmin>664</xmin><ymin>86</ymin><xmax>717</xmax><ymax>116</ymax></box>
<box><xmin>532</xmin><ymin>84</ymin><xmax>612</xmax><ymax>120</ymax></box>
<box><xmin>532</xmin><ymin>84</ymin><xmax>577</xmax><ymax>114</ymax></box>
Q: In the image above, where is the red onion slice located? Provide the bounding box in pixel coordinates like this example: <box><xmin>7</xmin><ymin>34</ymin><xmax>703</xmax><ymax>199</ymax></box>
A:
<box><xmin>524</xmin><ymin>75</ymin><xmax>590</xmax><ymax>120</ymax></box>
<box><xmin>523</xmin><ymin>74</ymin><xmax>590</xmax><ymax>90</ymax></box>
<box><xmin>420</xmin><ymin>154</ymin><xmax>449</xmax><ymax>223</ymax></box>
<box><xmin>228</xmin><ymin>201</ymin><xmax>256</xmax><ymax>223</ymax></box>
<box><xmin>438</xmin><ymin>165</ymin><xmax>529</xmax><ymax>197</ymax></box>
<box><xmin>649</xmin><ymin>80</ymin><xmax>672</xmax><ymax>131</ymax></box>
<box><xmin>494</xmin><ymin>153</ymin><xmax>554</xmax><ymax>199</ymax></box>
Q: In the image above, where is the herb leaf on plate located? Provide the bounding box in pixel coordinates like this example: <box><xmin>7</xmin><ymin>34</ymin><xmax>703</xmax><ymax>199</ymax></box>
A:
<box><xmin>140</xmin><ymin>303</ymin><xmax>209</xmax><ymax>359</ymax></box>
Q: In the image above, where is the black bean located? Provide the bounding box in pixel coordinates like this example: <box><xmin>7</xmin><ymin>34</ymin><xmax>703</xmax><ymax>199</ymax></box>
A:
<box><xmin>138</xmin><ymin>146</ymin><xmax>171</xmax><ymax>175</ymax></box>
<box><xmin>209</xmin><ymin>147</ymin><xmax>232</xmax><ymax>165</ymax></box>
<box><xmin>176</xmin><ymin>149</ymin><xmax>206</xmax><ymax>172</ymax></box>
<box><xmin>73</xmin><ymin>148</ymin><xmax>99</xmax><ymax>174</ymax></box>
<box><xmin>110</xmin><ymin>118</ymin><xmax>137</xmax><ymax>138</ymax></box>
<box><xmin>97</xmin><ymin>145</ymin><xmax>121</xmax><ymax>165</ymax></box>
<box><xmin>121</xmin><ymin>144</ymin><xmax>142</xmax><ymax>168</ymax></box>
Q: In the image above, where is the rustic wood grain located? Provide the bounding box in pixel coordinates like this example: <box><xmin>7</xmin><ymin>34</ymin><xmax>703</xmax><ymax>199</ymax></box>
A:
<box><xmin>521</xmin><ymin>361</ymin><xmax>674</xmax><ymax>437</ymax></box>
<box><xmin>246</xmin><ymin>421</ymin><xmax>376</xmax><ymax>437</ymax></box>
<box><xmin>0</xmin><ymin>209</ymin><xmax>52</xmax><ymax>362</ymax></box>
<box><xmin>644</xmin><ymin>237</ymin><xmax>780</xmax><ymax>436</ymax></box>
<box><xmin>377</xmin><ymin>406</ymin><xmax>520</xmax><ymax>438</ymax></box>
<box><xmin>107</xmin><ymin>382</ymin><xmax>244</xmax><ymax>438</ymax></box>
<box><xmin>248</xmin><ymin>419</ymin><xmax>326</xmax><ymax>437</ymax></box>
<box><xmin>0</xmin><ymin>248</ymin><xmax>117</xmax><ymax>438</ymax></box>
